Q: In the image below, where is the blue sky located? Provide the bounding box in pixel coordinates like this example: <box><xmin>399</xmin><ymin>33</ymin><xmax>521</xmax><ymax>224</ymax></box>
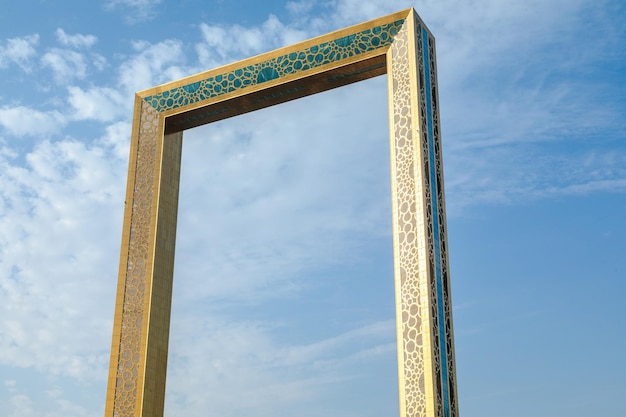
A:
<box><xmin>0</xmin><ymin>1</ymin><xmax>624</xmax><ymax>416</ymax></box>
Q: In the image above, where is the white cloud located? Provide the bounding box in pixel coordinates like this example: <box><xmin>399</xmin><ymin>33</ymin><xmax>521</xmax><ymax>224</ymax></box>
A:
<box><xmin>286</xmin><ymin>0</ymin><xmax>316</xmax><ymax>15</ymax></box>
<box><xmin>67</xmin><ymin>85</ymin><xmax>127</xmax><ymax>122</ymax></box>
<box><xmin>0</xmin><ymin>106</ymin><xmax>66</xmax><ymax>137</ymax></box>
<box><xmin>297</xmin><ymin>0</ymin><xmax>626</xmax><ymax>211</ymax></box>
<box><xmin>0</xmin><ymin>136</ymin><xmax>127</xmax><ymax>381</ymax></box>
<box><xmin>443</xmin><ymin>143</ymin><xmax>626</xmax><ymax>212</ymax></box>
<box><xmin>91</xmin><ymin>53</ymin><xmax>107</xmax><ymax>70</ymax></box>
<box><xmin>45</xmin><ymin>388</ymin><xmax>97</xmax><ymax>417</ymax></box>
<box><xmin>165</xmin><ymin>316</ymin><xmax>395</xmax><ymax>417</ymax></box>
<box><xmin>104</xmin><ymin>0</ymin><xmax>163</xmax><ymax>23</ymax></box>
<box><xmin>196</xmin><ymin>15</ymin><xmax>308</xmax><ymax>68</ymax></box>
<box><xmin>118</xmin><ymin>39</ymin><xmax>186</xmax><ymax>93</ymax></box>
<box><xmin>174</xmin><ymin>78</ymin><xmax>390</xmax><ymax>302</ymax></box>
<box><xmin>100</xmin><ymin>121</ymin><xmax>131</xmax><ymax>159</ymax></box>
<box><xmin>0</xmin><ymin>382</ymin><xmax>98</xmax><ymax>417</ymax></box>
<box><xmin>279</xmin><ymin>320</ymin><xmax>395</xmax><ymax>366</ymax></box>
<box><xmin>55</xmin><ymin>29</ymin><xmax>97</xmax><ymax>49</ymax></box>
<box><xmin>0</xmin><ymin>2</ymin><xmax>623</xmax><ymax>417</ymax></box>
<box><xmin>164</xmin><ymin>79</ymin><xmax>397</xmax><ymax>416</ymax></box>
<box><xmin>0</xmin><ymin>34</ymin><xmax>39</xmax><ymax>71</ymax></box>
<box><xmin>41</xmin><ymin>48</ymin><xmax>88</xmax><ymax>83</ymax></box>
<box><xmin>8</xmin><ymin>394</ymin><xmax>34</xmax><ymax>417</ymax></box>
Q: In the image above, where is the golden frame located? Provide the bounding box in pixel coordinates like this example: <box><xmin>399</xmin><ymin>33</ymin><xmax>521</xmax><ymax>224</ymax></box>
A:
<box><xmin>104</xmin><ymin>8</ymin><xmax>458</xmax><ymax>417</ymax></box>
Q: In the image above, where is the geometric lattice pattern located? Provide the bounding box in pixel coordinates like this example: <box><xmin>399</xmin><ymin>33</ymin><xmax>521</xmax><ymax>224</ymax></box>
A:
<box><xmin>104</xmin><ymin>8</ymin><xmax>459</xmax><ymax>417</ymax></box>
<box><xmin>144</xmin><ymin>20</ymin><xmax>405</xmax><ymax>113</ymax></box>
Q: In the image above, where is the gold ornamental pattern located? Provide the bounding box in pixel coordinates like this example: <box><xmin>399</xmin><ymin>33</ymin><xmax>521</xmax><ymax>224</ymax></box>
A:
<box><xmin>112</xmin><ymin>102</ymin><xmax>160</xmax><ymax>416</ymax></box>
<box><xmin>427</xmin><ymin>32</ymin><xmax>459</xmax><ymax>417</ymax></box>
<box><xmin>390</xmin><ymin>21</ymin><xmax>427</xmax><ymax>417</ymax></box>
<box><xmin>104</xmin><ymin>8</ymin><xmax>459</xmax><ymax>417</ymax></box>
<box><xmin>414</xmin><ymin>18</ymin><xmax>444</xmax><ymax>417</ymax></box>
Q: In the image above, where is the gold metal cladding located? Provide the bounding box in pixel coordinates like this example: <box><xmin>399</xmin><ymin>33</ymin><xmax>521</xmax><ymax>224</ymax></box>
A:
<box><xmin>105</xmin><ymin>7</ymin><xmax>458</xmax><ymax>417</ymax></box>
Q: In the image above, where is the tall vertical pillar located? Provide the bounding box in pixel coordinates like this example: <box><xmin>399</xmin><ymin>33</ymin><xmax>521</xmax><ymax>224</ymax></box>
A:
<box><xmin>388</xmin><ymin>12</ymin><xmax>459</xmax><ymax>417</ymax></box>
<box><xmin>104</xmin><ymin>98</ymin><xmax>183</xmax><ymax>417</ymax></box>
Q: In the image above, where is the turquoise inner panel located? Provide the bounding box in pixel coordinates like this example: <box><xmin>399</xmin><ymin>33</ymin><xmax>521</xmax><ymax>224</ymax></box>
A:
<box><xmin>422</xmin><ymin>27</ymin><xmax>450</xmax><ymax>417</ymax></box>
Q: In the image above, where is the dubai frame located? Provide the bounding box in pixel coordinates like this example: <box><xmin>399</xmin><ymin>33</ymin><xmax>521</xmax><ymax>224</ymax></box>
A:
<box><xmin>105</xmin><ymin>8</ymin><xmax>459</xmax><ymax>417</ymax></box>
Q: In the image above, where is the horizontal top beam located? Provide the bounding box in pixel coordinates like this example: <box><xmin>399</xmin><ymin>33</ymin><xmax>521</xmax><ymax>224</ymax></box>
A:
<box><xmin>134</xmin><ymin>8</ymin><xmax>421</xmax><ymax>131</ymax></box>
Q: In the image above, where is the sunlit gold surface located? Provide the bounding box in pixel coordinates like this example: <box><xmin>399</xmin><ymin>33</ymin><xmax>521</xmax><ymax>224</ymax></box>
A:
<box><xmin>105</xmin><ymin>8</ymin><xmax>458</xmax><ymax>417</ymax></box>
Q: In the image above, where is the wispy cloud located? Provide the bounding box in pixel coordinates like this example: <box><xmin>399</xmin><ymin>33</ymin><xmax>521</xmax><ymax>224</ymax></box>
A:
<box><xmin>41</xmin><ymin>49</ymin><xmax>89</xmax><ymax>83</ymax></box>
<box><xmin>0</xmin><ymin>106</ymin><xmax>66</xmax><ymax>137</ymax></box>
<box><xmin>118</xmin><ymin>39</ymin><xmax>186</xmax><ymax>93</ymax></box>
<box><xmin>55</xmin><ymin>29</ymin><xmax>97</xmax><ymax>49</ymax></box>
<box><xmin>165</xmin><ymin>315</ymin><xmax>395</xmax><ymax>417</ymax></box>
<box><xmin>67</xmin><ymin>86</ymin><xmax>127</xmax><ymax>122</ymax></box>
<box><xmin>0</xmin><ymin>1</ymin><xmax>623</xmax><ymax>416</ymax></box>
<box><xmin>196</xmin><ymin>14</ymin><xmax>309</xmax><ymax>67</ymax></box>
<box><xmin>0</xmin><ymin>135</ymin><xmax>126</xmax><ymax>380</ymax></box>
<box><xmin>103</xmin><ymin>0</ymin><xmax>163</xmax><ymax>23</ymax></box>
<box><xmin>173</xmin><ymin>78</ymin><xmax>390</xmax><ymax>304</ymax></box>
<box><xmin>1</xmin><ymin>380</ymin><xmax>98</xmax><ymax>417</ymax></box>
<box><xmin>0</xmin><ymin>34</ymin><xmax>39</xmax><ymax>72</ymax></box>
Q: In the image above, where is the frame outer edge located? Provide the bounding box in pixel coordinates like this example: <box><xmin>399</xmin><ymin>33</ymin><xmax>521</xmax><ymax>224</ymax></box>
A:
<box><xmin>136</xmin><ymin>9</ymin><xmax>412</xmax><ymax>98</ymax></box>
<box><xmin>134</xmin><ymin>112</ymin><xmax>168</xmax><ymax>416</ymax></box>
<box><xmin>429</xmin><ymin>33</ymin><xmax>460</xmax><ymax>417</ymax></box>
<box><xmin>105</xmin><ymin>8</ymin><xmax>457</xmax><ymax>417</ymax></box>
<box><xmin>407</xmin><ymin>9</ymin><xmax>438</xmax><ymax>417</ymax></box>
<box><xmin>104</xmin><ymin>94</ymin><xmax>145</xmax><ymax>417</ymax></box>
<box><xmin>387</xmin><ymin>42</ymin><xmax>406</xmax><ymax>417</ymax></box>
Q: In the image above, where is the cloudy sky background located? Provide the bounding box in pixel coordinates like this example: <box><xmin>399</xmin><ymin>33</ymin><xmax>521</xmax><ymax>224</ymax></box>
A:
<box><xmin>0</xmin><ymin>1</ymin><xmax>624</xmax><ymax>416</ymax></box>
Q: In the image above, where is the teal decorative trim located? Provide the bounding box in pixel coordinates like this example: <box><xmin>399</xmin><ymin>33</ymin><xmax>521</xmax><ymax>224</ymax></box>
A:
<box><xmin>144</xmin><ymin>20</ymin><xmax>405</xmax><ymax>112</ymax></box>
